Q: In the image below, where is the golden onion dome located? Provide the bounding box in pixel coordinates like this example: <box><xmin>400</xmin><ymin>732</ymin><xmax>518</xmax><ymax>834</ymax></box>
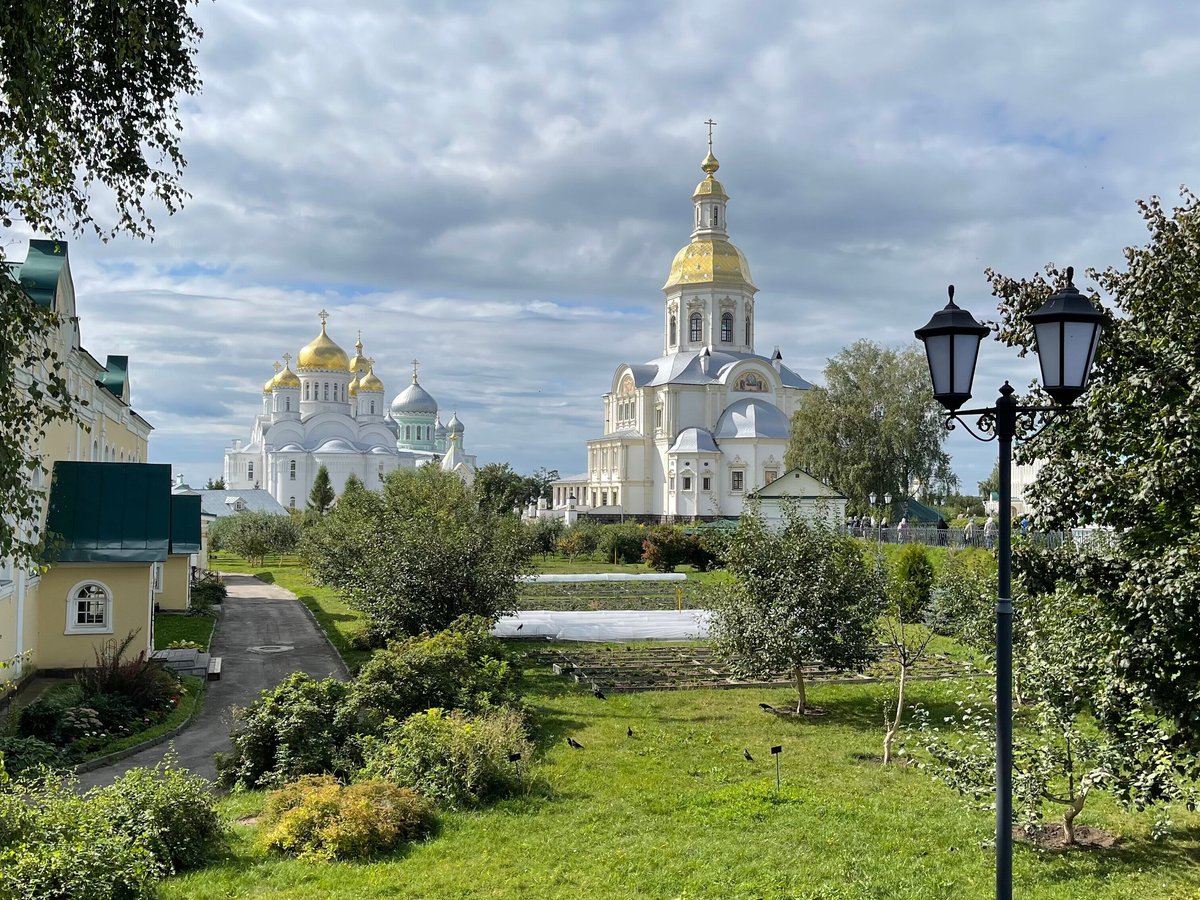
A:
<box><xmin>693</xmin><ymin>149</ymin><xmax>727</xmax><ymax>200</ymax></box>
<box><xmin>274</xmin><ymin>362</ymin><xmax>300</xmax><ymax>389</ymax></box>
<box><xmin>358</xmin><ymin>364</ymin><xmax>385</xmax><ymax>393</ymax></box>
<box><xmin>348</xmin><ymin>375</ymin><xmax>360</xmax><ymax>397</ymax></box>
<box><xmin>348</xmin><ymin>333</ymin><xmax>368</xmax><ymax>376</ymax></box>
<box><xmin>297</xmin><ymin>318</ymin><xmax>351</xmax><ymax>371</ymax></box>
<box><xmin>662</xmin><ymin>238</ymin><xmax>757</xmax><ymax>291</ymax></box>
<box><xmin>263</xmin><ymin>361</ymin><xmax>281</xmax><ymax>393</ymax></box>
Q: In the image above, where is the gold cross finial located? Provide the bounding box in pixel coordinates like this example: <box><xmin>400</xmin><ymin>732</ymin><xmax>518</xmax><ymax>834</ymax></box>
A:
<box><xmin>411</xmin><ymin>358</ymin><xmax>420</xmax><ymax>382</ymax></box>
<box><xmin>282</xmin><ymin>352</ymin><xmax>291</xmax><ymax>367</ymax></box>
<box><xmin>704</xmin><ymin>118</ymin><xmax>716</xmax><ymax>150</ymax></box>
<box><xmin>272</xmin><ymin>360</ymin><xmax>282</xmax><ymax>373</ymax></box>
<box><xmin>318</xmin><ymin>308</ymin><xmax>330</xmax><ymax>326</ymax></box>
<box><xmin>368</xmin><ymin>357</ymin><xmax>376</xmax><ymax>370</ymax></box>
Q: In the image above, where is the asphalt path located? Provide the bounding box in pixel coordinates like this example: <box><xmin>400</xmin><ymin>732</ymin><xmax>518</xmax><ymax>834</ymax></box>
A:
<box><xmin>76</xmin><ymin>573</ymin><xmax>347</xmax><ymax>790</ymax></box>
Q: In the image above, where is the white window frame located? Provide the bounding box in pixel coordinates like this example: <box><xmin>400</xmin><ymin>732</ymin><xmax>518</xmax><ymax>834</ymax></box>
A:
<box><xmin>731</xmin><ymin>469</ymin><xmax>745</xmax><ymax>493</ymax></box>
<box><xmin>151</xmin><ymin>561</ymin><xmax>164</xmax><ymax>594</ymax></box>
<box><xmin>65</xmin><ymin>580</ymin><xmax>114</xmax><ymax>635</ymax></box>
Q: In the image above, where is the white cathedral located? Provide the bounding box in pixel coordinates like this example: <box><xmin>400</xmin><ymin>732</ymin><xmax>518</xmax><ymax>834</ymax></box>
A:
<box><xmin>553</xmin><ymin>142</ymin><xmax>814</xmax><ymax>518</ymax></box>
<box><xmin>224</xmin><ymin>312</ymin><xmax>476</xmax><ymax>507</ymax></box>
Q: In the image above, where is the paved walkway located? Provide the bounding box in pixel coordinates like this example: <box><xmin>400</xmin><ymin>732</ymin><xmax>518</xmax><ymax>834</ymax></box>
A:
<box><xmin>76</xmin><ymin>573</ymin><xmax>346</xmax><ymax>790</ymax></box>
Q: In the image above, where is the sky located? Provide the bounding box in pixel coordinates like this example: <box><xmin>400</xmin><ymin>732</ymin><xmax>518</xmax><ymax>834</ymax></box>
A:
<box><xmin>12</xmin><ymin>1</ymin><xmax>1200</xmax><ymax>492</ymax></box>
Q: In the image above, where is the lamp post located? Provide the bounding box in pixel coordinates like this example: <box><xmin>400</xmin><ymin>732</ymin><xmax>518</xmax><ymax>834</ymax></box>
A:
<box><xmin>915</xmin><ymin>272</ymin><xmax>1103</xmax><ymax>900</ymax></box>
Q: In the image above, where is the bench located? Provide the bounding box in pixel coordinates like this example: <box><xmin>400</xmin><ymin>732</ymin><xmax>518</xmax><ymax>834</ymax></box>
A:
<box><xmin>206</xmin><ymin>656</ymin><xmax>222</xmax><ymax>681</ymax></box>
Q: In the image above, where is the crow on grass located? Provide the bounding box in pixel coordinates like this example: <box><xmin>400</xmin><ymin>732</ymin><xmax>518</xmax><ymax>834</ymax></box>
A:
<box><xmin>759</xmin><ymin>703</ymin><xmax>776</xmax><ymax>713</ymax></box>
<box><xmin>743</xmin><ymin>749</ymin><xmax>754</xmax><ymax>762</ymax></box>
<box><xmin>627</xmin><ymin>726</ymin><xmax>634</xmax><ymax>738</ymax></box>
<box><xmin>592</xmin><ymin>686</ymin><xmax>607</xmax><ymax>700</ymax></box>
<box><xmin>567</xmin><ymin>737</ymin><xmax>584</xmax><ymax>750</ymax></box>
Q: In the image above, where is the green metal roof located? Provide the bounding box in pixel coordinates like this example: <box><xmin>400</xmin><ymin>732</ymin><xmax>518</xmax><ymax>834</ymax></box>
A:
<box><xmin>99</xmin><ymin>355</ymin><xmax>129</xmax><ymax>399</ymax></box>
<box><xmin>15</xmin><ymin>239</ymin><xmax>68</xmax><ymax>309</ymax></box>
<box><xmin>169</xmin><ymin>494</ymin><xmax>202</xmax><ymax>554</ymax></box>
<box><xmin>899</xmin><ymin>497</ymin><xmax>943</xmax><ymax>524</ymax></box>
<box><xmin>44</xmin><ymin>462</ymin><xmax>172</xmax><ymax>563</ymax></box>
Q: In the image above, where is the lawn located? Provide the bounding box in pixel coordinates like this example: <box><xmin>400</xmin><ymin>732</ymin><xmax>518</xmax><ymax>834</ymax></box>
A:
<box><xmin>154</xmin><ymin>613</ymin><xmax>216</xmax><ymax>650</ymax></box>
<box><xmin>162</xmin><ymin>665</ymin><xmax>1200</xmax><ymax>900</ymax></box>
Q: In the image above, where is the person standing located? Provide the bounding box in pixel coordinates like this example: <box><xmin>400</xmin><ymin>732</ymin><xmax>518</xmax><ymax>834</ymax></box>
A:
<box><xmin>984</xmin><ymin>514</ymin><xmax>996</xmax><ymax>550</ymax></box>
<box><xmin>937</xmin><ymin>516</ymin><xmax>949</xmax><ymax>547</ymax></box>
<box><xmin>964</xmin><ymin>517</ymin><xmax>976</xmax><ymax>547</ymax></box>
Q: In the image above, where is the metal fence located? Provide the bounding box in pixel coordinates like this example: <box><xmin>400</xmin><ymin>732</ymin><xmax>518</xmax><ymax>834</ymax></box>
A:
<box><xmin>850</xmin><ymin>524</ymin><xmax>1113</xmax><ymax>551</ymax></box>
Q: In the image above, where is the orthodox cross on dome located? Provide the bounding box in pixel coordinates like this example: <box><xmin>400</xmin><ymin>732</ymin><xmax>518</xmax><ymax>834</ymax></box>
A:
<box><xmin>318</xmin><ymin>308</ymin><xmax>330</xmax><ymax>326</ymax></box>
<box><xmin>272</xmin><ymin>360</ymin><xmax>282</xmax><ymax>373</ymax></box>
<box><xmin>704</xmin><ymin>118</ymin><xmax>716</xmax><ymax>150</ymax></box>
<box><xmin>282</xmin><ymin>353</ymin><xmax>291</xmax><ymax>367</ymax></box>
<box><xmin>368</xmin><ymin>356</ymin><xmax>376</xmax><ymax>371</ymax></box>
<box><xmin>411</xmin><ymin>358</ymin><xmax>420</xmax><ymax>383</ymax></box>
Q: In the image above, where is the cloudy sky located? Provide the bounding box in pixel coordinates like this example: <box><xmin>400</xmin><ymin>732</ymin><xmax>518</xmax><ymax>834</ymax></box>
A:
<box><xmin>15</xmin><ymin>1</ymin><xmax>1200</xmax><ymax>491</ymax></box>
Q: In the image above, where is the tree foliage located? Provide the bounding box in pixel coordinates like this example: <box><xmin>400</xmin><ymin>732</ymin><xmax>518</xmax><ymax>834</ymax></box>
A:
<box><xmin>881</xmin><ymin>544</ymin><xmax>937</xmax><ymax>764</ymax></box>
<box><xmin>784</xmin><ymin>340</ymin><xmax>956</xmax><ymax>514</ymax></box>
<box><xmin>707</xmin><ymin>505</ymin><xmax>886</xmax><ymax>713</ymax></box>
<box><xmin>473</xmin><ymin>462</ymin><xmax>561</xmax><ymax>515</ymax></box>
<box><xmin>307</xmin><ymin>465</ymin><xmax>335</xmax><ymax>515</ymax></box>
<box><xmin>0</xmin><ymin>0</ymin><xmax>202</xmax><ymax>569</ymax></box>
<box><xmin>209</xmin><ymin>511</ymin><xmax>300</xmax><ymax>566</ymax></box>
<box><xmin>302</xmin><ymin>466</ymin><xmax>532</xmax><ymax>639</ymax></box>
<box><xmin>986</xmin><ymin>189</ymin><xmax>1200</xmax><ymax>758</ymax></box>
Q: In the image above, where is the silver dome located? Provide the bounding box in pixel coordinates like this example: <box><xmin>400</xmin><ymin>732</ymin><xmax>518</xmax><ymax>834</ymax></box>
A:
<box><xmin>391</xmin><ymin>380</ymin><xmax>438</xmax><ymax>415</ymax></box>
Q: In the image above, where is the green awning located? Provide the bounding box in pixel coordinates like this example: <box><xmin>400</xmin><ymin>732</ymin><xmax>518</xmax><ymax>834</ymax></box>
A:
<box><xmin>169</xmin><ymin>494</ymin><xmax>202</xmax><ymax>554</ymax></box>
<box><xmin>15</xmin><ymin>239</ymin><xmax>68</xmax><ymax>309</ymax></box>
<box><xmin>44</xmin><ymin>462</ymin><xmax>171</xmax><ymax>563</ymax></box>
<box><xmin>99</xmin><ymin>355</ymin><xmax>129</xmax><ymax>400</ymax></box>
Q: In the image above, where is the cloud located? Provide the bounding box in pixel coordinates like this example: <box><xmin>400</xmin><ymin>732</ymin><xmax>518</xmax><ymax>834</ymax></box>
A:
<box><xmin>35</xmin><ymin>0</ymin><xmax>1200</xmax><ymax>492</ymax></box>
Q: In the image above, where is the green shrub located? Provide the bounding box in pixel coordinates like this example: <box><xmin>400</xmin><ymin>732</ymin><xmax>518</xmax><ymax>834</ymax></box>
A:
<box><xmin>891</xmin><ymin>543</ymin><xmax>935</xmax><ymax>617</ymax></box>
<box><xmin>190</xmin><ymin>575</ymin><xmax>227</xmax><ymax>614</ymax></box>
<box><xmin>217</xmin><ymin>672</ymin><xmax>353</xmax><ymax>789</ymax></box>
<box><xmin>641</xmin><ymin>525</ymin><xmax>690</xmax><ymax>572</ymax></box>
<box><xmin>346</xmin><ymin>615</ymin><xmax>519</xmax><ymax>734</ymax></box>
<box><xmin>359</xmin><ymin>707</ymin><xmax>532</xmax><ymax>809</ymax></box>
<box><xmin>260</xmin><ymin>775</ymin><xmax>435</xmax><ymax>861</ymax></box>
<box><xmin>597</xmin><ymin>523</ymin><xmax>646</xmax><ymax>564</ymax></box>
<box><xmin>96</xmin><ymin>752</ymin><xmax>224</xmax><ymax>872</ymax></box>
<box><xmin>165</xmin><ymin>639</ymin><xmax>205</xmax><ymax>651</ymax></box>
<box><xmin>76</xmin><ymin>630</ymin><xmax>180</xmax><ymax>714</ymax></box>
<box><xmin>0</xmin><ymin>736</ymin><xmax>64</xmax><ymax>777</ymax></box>
<box><xmin>0</xmin><ymin>772</ymin><xmax>164</xmax><ymax>898</ymax></box>
<box><xmin>16</xmin><ymin>686</ymin><xmax>83</xmax><ymax>740</ymax></box>
<box><xmin>557</xmin><ymin>521</ymin><xmax>601</xmax><ymax>559</ymax></box>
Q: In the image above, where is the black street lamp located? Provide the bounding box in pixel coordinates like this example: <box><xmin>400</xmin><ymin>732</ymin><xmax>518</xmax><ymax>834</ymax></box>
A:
<box><xmin>915</xmin><ymin>271</ymin><xmax>1102</xmax><ymax>900</ymax></box>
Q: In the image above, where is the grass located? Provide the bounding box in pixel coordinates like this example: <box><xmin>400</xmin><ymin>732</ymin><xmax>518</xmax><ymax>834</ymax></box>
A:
<box><xmin>161</xmin><ymin>667</ymin><xmax>1200</xmax><ymax>900</ymax></box>
<box><xmin>154</xmin><ymin>613</ymin><xmax>216</xmax><ymax>650</ymax></box>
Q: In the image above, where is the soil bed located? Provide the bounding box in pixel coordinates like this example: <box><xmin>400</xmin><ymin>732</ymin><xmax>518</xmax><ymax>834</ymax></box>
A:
<box><xmin>1015</xmin><ymin>824</ymin><xmax>1118</xmax><ymax>851</ymax></box>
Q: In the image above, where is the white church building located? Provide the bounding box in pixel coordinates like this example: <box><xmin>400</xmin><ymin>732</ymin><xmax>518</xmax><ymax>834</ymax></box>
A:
<box><xmin>553</xmin><ymin>142</ymin><xmax>815</xmax><ymax>519</ymax></box>
<box><xmin>224</xmin><ymin>312</ymin><xmax>475</xmax><ymax>507</ymax></box>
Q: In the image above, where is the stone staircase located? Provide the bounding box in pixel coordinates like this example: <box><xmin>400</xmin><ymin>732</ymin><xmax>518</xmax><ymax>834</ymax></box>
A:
<box><xmin>152</xmin><ymin>648</ymin><xmax>222</xmax><ymax>680</ymax></box>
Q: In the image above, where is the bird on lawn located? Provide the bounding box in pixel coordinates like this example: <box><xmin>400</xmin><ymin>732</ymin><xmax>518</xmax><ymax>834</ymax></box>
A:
<box><xmin>758</xmin><ymin>703</ymin><xmax>776</xmax><ymax>713</ymax></box>
<box><xmin>592</xmin><ymin>686</ymin><xmax>607</xmax><ymax>700</ymax></box>
<box><xmin>743</xmin><ymin>749</ymin><xmax>754</xmax><ymax>762</ymax></box>
<box><xmin>627</xmin><ymin>726</ymin><xmax>634</xmax><ymax>738</ymax></box>
<box><xmin>567</xmin><ymin>737</ymin><xmax>584</xmax><ymax>750</ymax></box>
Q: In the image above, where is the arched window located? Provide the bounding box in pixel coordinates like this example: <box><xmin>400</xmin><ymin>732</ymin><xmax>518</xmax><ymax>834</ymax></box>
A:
<box><xmin>720</xmin><ymin>311</ymin><xmax>733</xmax><ymax>342</ymax></box>
<box><xmin>689</xmin><ymin>312</ymin><xmax>702</xmax><ymax>343</ymax></box>
<box><xmin>92</xmin><ymin>440</ymin><xmax>98</xmax><ymax>460</ymax></box>
<box><xmin>745</xmin><ymin>316</ymin><xmax>751</xmax><ymax>345</ymax></box>
<box><xmin>669</xmin><ymin>315</ymin><xmax>677</xmax><ymax>345</ymax></box>
<box><xmin>304</xmin><ymin>382</ymin><xmax>309</xmax><ymax>400</ymax></box>
<box><xmin>405</xmin><ymin>425</ymin><xmax>411</xmax><ymax>440</ymax></box>
<box><xmin>370</xmin><ymin>401</ymin><xmax>375</xmax><ymax>415</ymax></box>
<box><xmin>324</xmin><ymin>383</ymin><xmax>329</xmax><ymax>401</ymax></box>
<box><xmin>712</xmin><ymin>206</ymin><xmax>719</xmax><ymax>227</ymax></box>
<box><xmin>67</xmin><ymin>581</ymin><xmax>111</xmax><ymax>633</ymax></box>
<box><xmin>289</xmin><ymin>460</ymin><xmax>296</xmax><ymax>481</ymax></box>
<box><xmin>285</xmin><ymin>396</ymin><xmax>291</xmax><ymax>411</ymax></box>
<box><xmin>289</xmin><ymin>497</ymin><xmax>296</xmax><ymax>508</ymax></box>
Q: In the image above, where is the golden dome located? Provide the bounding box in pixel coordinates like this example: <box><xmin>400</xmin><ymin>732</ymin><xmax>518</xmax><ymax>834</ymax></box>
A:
<box><xmin>263</xmin><ymin>361</ymin><xmax>281</xmax><ymax>393</ymax></box>
<box><xmin>297</xmin><ymin>319</ymin><xmax>350</xmax><ymax>371</ymax></box>
<box><xmin>693</xmin><ymin>174</ymin><xmax>728</xmax><ymax>200</ymax></box>
<box><xmin>348</xmin><ymin>375</ymin><xmax>360</xmax><ymax>397</ymax></box>
<box><xmin>358</xmin><ymin>364</ymin><xmax>384</xmax><ymax>393</ymax></box>
<box><xmin>274</xmin><ymin>362</ymin><xmax>301</xmax><ymax>389</ymax></box>
<box><xmin>701</xmin><ymin>149</ymin><xmax>719</xmax><ymax>174</ymax></box>
<box><xmin>348</xmin><ymin>333</ymin><xmax>368</xmax><ymax>376</ymax></box>
<box><xmin>662</xmin><ymin>238</ymin><xmax>757</xmax><ymax>291</ymax></box>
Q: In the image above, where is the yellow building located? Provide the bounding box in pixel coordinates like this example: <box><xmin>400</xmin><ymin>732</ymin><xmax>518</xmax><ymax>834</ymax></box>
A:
<box><xmin>1</xmin><ymin>240</ymin><xmax>198</xmax><ymax>691</ymax></box>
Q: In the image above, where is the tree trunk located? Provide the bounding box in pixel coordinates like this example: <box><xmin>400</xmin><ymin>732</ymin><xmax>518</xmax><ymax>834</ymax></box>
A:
<box><xmin>794</xmin><ymin>665</ymin><xmax>807</xmax><ymax>714</ymax></box>
<box><xmin>1062</xmin><ymin>793</ymin><xmax>1087</xmax><ymax>845</ymax></box>
<box><xmin>883</xmin><ymin>664</ymin><xmax>908</xmax><ymax>764</ymax></box>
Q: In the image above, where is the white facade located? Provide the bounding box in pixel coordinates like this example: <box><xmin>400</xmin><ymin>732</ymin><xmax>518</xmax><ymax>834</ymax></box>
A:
<box><xmin>224</xmin><ymin>313</ymin><xmax>475</xmax><ymax>508</ymax></box>
<box><xmin>554</xmin><ymin>145</ymin><xmax>812</xmax><ymax>518</ymax></box>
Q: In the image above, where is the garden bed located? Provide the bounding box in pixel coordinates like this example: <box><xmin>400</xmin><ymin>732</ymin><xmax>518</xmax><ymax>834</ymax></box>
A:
<box><xmin>540</xmin><ymin>645</ymin><xmax>972</xmax><ymax>693</ymax></box>
<box><xmin>517</xmin><ymin>580</ymin><xmax>714</xmax><ymax>611</ymax></box>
